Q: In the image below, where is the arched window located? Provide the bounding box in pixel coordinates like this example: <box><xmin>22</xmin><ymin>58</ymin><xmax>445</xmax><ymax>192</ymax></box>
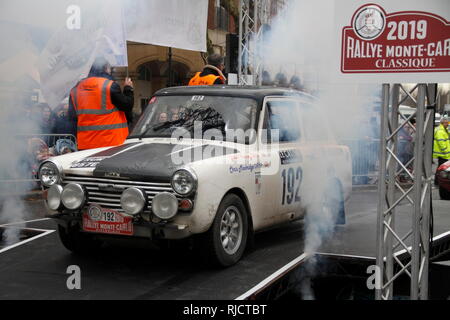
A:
<box><xmin>137</xmin><ymin>64</ymin><xmax>152</xmax><ymax>81</ymax></box>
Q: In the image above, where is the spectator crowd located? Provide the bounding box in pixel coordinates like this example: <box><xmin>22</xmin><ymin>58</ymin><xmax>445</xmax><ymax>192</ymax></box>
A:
<box><xmin>24</xmin><ymin>99</ymin><xmax>78</xmax><ymax>182</ymax></box>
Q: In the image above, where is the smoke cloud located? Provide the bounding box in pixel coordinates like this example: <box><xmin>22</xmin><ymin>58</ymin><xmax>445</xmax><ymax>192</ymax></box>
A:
<box><xmin>260</xmin><ymin>0</ymin><xmax>382</xmax><ymax>299</ymax></box>
<box><xmin>0</xmin><ymin>83</ymin><xmax>37</xmax><ymax>246</ymax></box>
<box><xmin>0</xmin><ymin>0</ymin><xmax>126</xmax><ymax>245</ymax></box>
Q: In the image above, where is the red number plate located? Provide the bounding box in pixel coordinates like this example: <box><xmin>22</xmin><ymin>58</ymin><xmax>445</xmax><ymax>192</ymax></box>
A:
<box><xmin>82</xmin><ymin>205</ymin><xmax>133</xmax><ymax>236</ymax></box>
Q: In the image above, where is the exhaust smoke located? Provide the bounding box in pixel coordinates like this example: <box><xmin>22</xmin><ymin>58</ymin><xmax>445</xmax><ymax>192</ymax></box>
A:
<box><xmin>0</xmin><ymin>0</ymin><xmax>127</xmax><ymax>245</ymax></box>
<box><xmin>261</xmin><ymin>0</ymin><xmax>381</xmax><ymax>299</ymax></box>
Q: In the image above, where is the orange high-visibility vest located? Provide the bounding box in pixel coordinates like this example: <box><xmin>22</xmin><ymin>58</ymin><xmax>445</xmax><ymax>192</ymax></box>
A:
<box><xmin>70</xmin><ymin>77</ymin><xmax>128</xmax><ymax>150</ymax></box>
<box><xmin>188</xmin><ymin>72</ymin><xmax>225</xmax><ymax>86</ymax></box>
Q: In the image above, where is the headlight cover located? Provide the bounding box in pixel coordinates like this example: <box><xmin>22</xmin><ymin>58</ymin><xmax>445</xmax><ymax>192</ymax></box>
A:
<box><xmin>121</xmin><ymin>188</ymin><xmax>146</xmax><ymax>215</ymax></box>
<box><xmin>171</xmin><ymin>169</ymin><xmax>197</xmax><ymax>196</ymax></box>
<box><xmin>47</xmin><ymin>184</ymin><xmax>63</xmax><ymax>211</ymax></box>
<box><xmin>152</xmin><ymin>192</ymin><xmax>178</xmax><ymax>220</ymax></box>
<box><xmin>39</xmin><ymin>161</ymin><xmax>61</xmax><ymax>187</ymax></box>
<box><xmin>61</xmin><ymin>183</ymin><xmax>85</xmax><ymax>210</ymax></box>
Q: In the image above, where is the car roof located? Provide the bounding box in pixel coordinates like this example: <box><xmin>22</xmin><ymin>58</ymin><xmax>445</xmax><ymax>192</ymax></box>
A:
<box><xmin>154</xmin><ymin>85</ymin><xmax>314</xmax><ymax>102</ymax></box>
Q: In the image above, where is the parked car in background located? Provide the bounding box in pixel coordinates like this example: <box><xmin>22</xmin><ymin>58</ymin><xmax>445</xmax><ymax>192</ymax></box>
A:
<box><xmin>437</xmin><ymin>160</ymin><xmax>450</xmax><ymax>200</ymax></box>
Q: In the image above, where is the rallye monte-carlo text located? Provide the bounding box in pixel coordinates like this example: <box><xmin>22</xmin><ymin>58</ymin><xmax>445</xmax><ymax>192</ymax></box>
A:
<box><xmin>40</xmin><ymin>86</ymin><xmax>352</xmax><ymax>267</ymax></box>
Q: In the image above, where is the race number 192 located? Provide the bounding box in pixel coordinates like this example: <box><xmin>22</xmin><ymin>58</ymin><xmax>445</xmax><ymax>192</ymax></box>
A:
<box><xmin>281</xmin><ymin>167</ymin><xmax>302</xmax><ymax>205</ymax></box>
<box><xmin>387</xmin><ymin>20</ymin><xmax>427</xmax><ymax>40</ymax></box>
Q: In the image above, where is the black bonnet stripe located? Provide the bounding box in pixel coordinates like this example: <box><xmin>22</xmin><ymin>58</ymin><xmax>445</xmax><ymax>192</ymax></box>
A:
<box><xmin>87</xmin><ymin>142</ymin><xmax>142</xmax><ymax>158</ymax></box>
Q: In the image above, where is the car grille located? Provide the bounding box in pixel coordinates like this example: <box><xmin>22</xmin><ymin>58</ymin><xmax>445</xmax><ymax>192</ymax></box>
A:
<box><xmin>62</xmin><ymin>174</ymin><xmax>176</xmax><ymax>212</ymax></box>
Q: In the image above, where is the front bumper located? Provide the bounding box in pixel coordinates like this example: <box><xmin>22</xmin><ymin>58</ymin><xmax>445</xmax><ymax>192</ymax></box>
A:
<box><xmin>49</xmin><ymin>211</ymin><xmax>192</xmax><ymax>240</ymax></box>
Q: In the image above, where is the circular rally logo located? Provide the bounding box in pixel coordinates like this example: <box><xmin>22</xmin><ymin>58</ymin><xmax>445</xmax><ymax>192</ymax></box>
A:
<box><xmin>353</xmin><ymin>5</ymin><xmax>386</xmax><ymax>40</ymax></box>
<box><xmin>88</xmin><ymin>205</ymin><xmax>102</xmax><ymax>221</ymax></box>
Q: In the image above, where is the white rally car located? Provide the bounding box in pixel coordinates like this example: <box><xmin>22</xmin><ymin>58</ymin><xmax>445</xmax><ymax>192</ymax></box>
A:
<box><xmin>40</xmin><ymin>86</ymin><xmax>352</xmax><ymax>267</ymax></box>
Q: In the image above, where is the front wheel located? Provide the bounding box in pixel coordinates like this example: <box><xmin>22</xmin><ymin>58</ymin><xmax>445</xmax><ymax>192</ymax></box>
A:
<box><xmin>201</xmin><ymin>194</ymin><xmax>248</xmax><ymax>267</ymax></box>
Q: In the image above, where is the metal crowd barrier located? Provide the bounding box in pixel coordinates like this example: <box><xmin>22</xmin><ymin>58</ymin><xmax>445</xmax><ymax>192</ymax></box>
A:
<box><xmin>16</xmin><ymin>133</ymin><xmax>77</xmax><ymax>150</ymax></box>
<box><xmin>0</xmin><ymin>134</ymin><xmax>77</xmax><ymax>193</ymax></box>
<box><xmin>340</xmin><ymin>139</ymin><xmax>380</xmax><ymax>185</ymax></box>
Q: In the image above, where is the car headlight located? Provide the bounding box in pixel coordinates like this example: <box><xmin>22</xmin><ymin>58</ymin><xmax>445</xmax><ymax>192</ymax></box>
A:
<box><xmin>39</xmin><ymin>161</ymin><xmax>61</xmax><ymax>187</ymax></box>
<box><xmin>121</xmin><ymin>188</ymin><xmax>146</xmax><ymax>215</ymax></box>
<box><xmin>152</xmin><ymin>192</ymin><xmax>178</xmax><ymax>220</ymax></box>
<box><xmin>61</xmin><ymin>183</ymin><xmax>85</xmax><ymax>210</ymax></box>
<box><xmin>47</xmin><ymin>184</ymin><xmax>63</xmax><ymax>211</ymax></box>
<box><xmin>171</xmin><ymin>169</ymin><xmax>197</xmax><ymax>196</ymax></box>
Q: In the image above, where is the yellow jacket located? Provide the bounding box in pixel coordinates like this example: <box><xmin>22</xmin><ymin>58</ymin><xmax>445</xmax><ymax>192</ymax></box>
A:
<box><xmin>433</xmin><ymin>124</ymin><xmax>450</xmax><ymax>159</ymax></box>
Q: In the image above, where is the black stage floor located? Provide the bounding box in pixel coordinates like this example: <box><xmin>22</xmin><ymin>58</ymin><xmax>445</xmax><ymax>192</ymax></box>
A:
<box><xmin>318</xmin><ymin>187</ymin><xmax>450</xmax><ymax>258</ymax></box>
<box><xmin>0</xmin><ymin>187</ymin><xmax>448</xmax><ymax>299</ymax></box>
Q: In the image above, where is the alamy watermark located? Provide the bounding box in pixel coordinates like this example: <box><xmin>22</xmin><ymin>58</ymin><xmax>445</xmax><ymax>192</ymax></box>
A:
<box><xmin>168</xmin><ymin>121</ymin><xmax>281</xmax><ymax>175</ymax></box>
<box><xmin>66</xmin><ymin>265</ymin><xmax>81</xmax><ymax>290</ymax></box>
<box><xmin>366</xmin><ymin>265</ymin><xmax>381</xmax><ymax>290</ymax></box>
<box><xmin>66</xmin><ymin>5</ymin><xmax>81</xmax><ymax>30</ymax></box>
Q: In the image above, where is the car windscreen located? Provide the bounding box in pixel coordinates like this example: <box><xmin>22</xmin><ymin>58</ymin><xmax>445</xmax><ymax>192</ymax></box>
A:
<box><xmin>129</xmin><ymin>95</ymin><xmax>258</xmax><ymax>143</ymax></box>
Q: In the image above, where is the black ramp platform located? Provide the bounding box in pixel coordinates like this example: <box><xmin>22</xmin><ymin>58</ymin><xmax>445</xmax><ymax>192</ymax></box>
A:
<box><xmin>318</xmin><ymin>187</ymin><xmax>450</xmax><ymax>258</ymax></box>
<box><xmin>0</xmin><ymin>211</ymin><xmax>307</xmax><ymax>300</ymax></box>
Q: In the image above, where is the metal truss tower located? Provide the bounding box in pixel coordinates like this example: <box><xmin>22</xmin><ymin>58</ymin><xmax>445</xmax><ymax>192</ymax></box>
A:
<box><xmin>376</xmin><ymin>83</ymin><xmax>437</xmax><ymax>300</ymax></box>
<box><xmin>238</xmin><ymin>0</ymin><xmax>274</xmax><ymax>85</ymax></box>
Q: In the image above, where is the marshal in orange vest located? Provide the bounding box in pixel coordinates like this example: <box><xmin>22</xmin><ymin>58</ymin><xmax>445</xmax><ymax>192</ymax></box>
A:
<box><xmin>70</xmin><ymin>77</ymin><xmax>128</xmax><ymax>150</ymax></box>
<box><xmin>188</xmin><ymin>72</ymin><xmax>225</xmax><ymax>86</ymax></box>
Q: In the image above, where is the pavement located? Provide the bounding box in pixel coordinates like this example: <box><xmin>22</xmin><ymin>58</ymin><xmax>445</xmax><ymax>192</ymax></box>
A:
<box><xmin>0</xmin><ymin>187</ymin><xmax>448</xmax><ymax>300</ymax></box>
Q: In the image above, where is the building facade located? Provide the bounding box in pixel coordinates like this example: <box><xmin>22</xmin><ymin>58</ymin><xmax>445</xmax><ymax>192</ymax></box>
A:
<box><xmin>113</xmin><ymin>0</ymin><xmax>239</xmax><ymax>119</ymax></box>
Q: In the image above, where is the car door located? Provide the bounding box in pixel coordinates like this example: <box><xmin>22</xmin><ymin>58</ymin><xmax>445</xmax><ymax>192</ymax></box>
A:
<box><xmin>258</xmin><ymin>97</ymin><xmax>305</xmax><ymax>226</ymax></box>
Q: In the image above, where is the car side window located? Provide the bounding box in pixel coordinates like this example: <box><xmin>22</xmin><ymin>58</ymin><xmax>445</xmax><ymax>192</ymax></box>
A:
<box><xmin>262</xmin><ymin>100</ymin><xmax>301</xmax><ymax>144</ymax></box>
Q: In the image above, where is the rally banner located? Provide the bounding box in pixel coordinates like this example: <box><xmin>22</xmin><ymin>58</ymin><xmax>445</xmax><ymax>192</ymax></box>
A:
<box><xmin>0</xmin><ymin>0</ymin><xmax>128</xmax><ymax>108</ymax></box>
<box><xmin>124</xmin><ymin>0</ymin><xmax>208</xmax><ymax>52</ymax></box>
<box><xmin>333</xmin><ymin>0</ymin><xmax>450</xmax><ymax>83</ymax></box>
<box><xmin>36</xmin><ymin>0</ymin><xmax>127</xmax><ymax>108</ymax></box>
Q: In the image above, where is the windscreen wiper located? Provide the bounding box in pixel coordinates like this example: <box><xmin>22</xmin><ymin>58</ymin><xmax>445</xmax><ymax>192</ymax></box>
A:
<box><xmin>138</xmin><ymin>108</ymin><xmax>223</xmax><ymax>140</ymax></box>
<box><xmin>138</xmin><ymin>118</ymin><xmax>187</xmax><ymax>140</ymax></box>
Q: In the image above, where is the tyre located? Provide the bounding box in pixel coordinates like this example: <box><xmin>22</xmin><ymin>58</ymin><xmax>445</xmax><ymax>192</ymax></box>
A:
<box><xmin>439</xmin><ymin>186</ymin><xmax>450</xmax><ymax>200</ymax></box>
<box><xmin>201</xmin><ymin>194</ymin><xmax>248</xmax><ymax>267</ymax></box>
<box><xmin>58</xmin><ymin>224</ymin><xmax>102</xmax><ymax>254</ymax></box>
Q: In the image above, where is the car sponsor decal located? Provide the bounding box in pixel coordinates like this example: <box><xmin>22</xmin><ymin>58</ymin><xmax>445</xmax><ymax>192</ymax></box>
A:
<box><xmin>70</xmin><ymin>157</ymin><xmax>107</xmax><ymax>168</ymax></box>
<box><xmin>229</xmin><ymin>162</ymin><xmax>270</xmax><ymax>174</ymax></box>
<box><xmin>82</xmin><ymin>205</ymin><xmax>133</xmax><ymax>236</ymax></box>
<box><xmin>191</xmin><ymin>95</ymin><xmax>205</xmax><ymax>101</ymax></box>
<box><xmin>70</xmin><ymin>142</ymin><xmax>142</xmax><ymax>169</ymax></box>
<box><xmin>279</xmin><ymin>150</ymin><xmax>303</xmax><ymax>165</ymax></box>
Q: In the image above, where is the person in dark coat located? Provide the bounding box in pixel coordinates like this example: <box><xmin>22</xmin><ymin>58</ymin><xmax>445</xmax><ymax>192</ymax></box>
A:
<box><xmin>188</xmin><ymin>54</ymin><xmax>227</xmax><ymax>85</ymax></box>
<box><xmin>29</xmin><ymin>103</ymin><xmax>55</xmax><ymax>146</ymax></box>
<box><xmin>262</xmin><ymin>70</ymin><xmax>272</xmax><ymax>86</ymax></box>
<box><xmin>68</xmin><ymin>57</ymin><xmax>134</xmax><ymax>141</ymax></box>
<box><xmin>52</xmin><ymin>99</ymin><xmax>76</xmax><ymax>137</ymax></box>
<box><xmin>274</xmin><ymin>72</ymin><xmax>288</xmax><ymax>87</ymax></box>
